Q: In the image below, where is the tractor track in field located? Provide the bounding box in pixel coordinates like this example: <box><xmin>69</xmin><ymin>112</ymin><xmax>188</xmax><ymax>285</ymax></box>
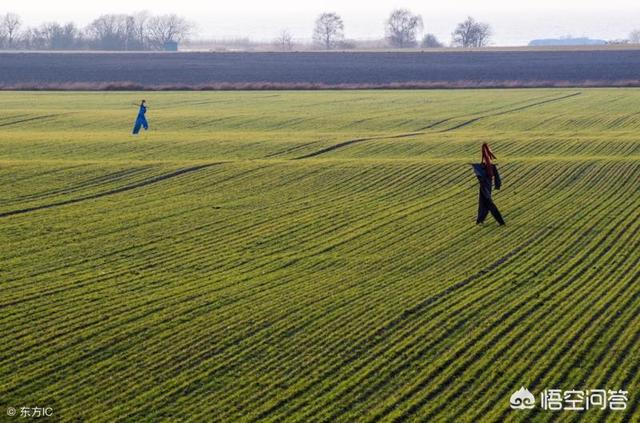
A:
<box><xmin>0</xmin><ymin>164</ymin><xmax>89</xmax><ymax>185</ymax></box>
<box><xmin>439</xmin><ymin>92</ymin><xmax>582</xmax><ymax>132</ymax></box>
<box><xmin>294</xmin><ymin>93</ymin><xmax>581</xmax><ymax>159</ymax></box>
<box><xmin>0</xmin><ymin>113</ymin><xmax>30</xmax><ymax>123</ymax></box>
<box><xmin>263</xmin><ymin>139</ymin><xmax>327</xmax><ymax>158</ymax></box>
<box><xmin>415</xmin><ymin>117</ymin><xmax>454</xmax><ymax>130</ymax></box>
<box><xmin>0</xmin><ymin>113</ymin><xmax>70</xmax><ymax>127</ymax></box>
<box><xmin>415</xmin><ymin>92</ymin><xmax>563</xmax><ymax>131</ymax></box>
<box><xmin>294</xmin><ymin>132</ymin><xmax>423</xmax><ymax>159</ymax></box>
<box><xmin>4</xmin><ymin>166</ymin><xmax>154</xmax><ymax>206</ymax></box>
<box><xmin>0</xmin><ymin>163</ymin><xmax>221</xmax><ymax>219</ymax></box>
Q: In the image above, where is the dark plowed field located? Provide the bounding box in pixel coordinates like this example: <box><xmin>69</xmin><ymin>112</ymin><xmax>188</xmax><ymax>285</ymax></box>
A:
<box><xmin>1</xmin><ymin>49</ymin><xmax>640</xmax><ymax>88</ymax></box>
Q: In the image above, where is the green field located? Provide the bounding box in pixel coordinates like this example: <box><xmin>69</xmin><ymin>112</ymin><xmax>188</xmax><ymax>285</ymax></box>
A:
<box><xmin>1</xmin><ymin>89</ymin><xmax>639</xmax><ymax>422</ymax></box>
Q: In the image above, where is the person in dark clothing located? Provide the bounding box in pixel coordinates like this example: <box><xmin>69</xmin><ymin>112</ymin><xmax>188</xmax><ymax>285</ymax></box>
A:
<box><xmin>472</xmin><ymin>143</ymin><xmax>505</xmax><ymax>225</ymax></box>
<box><xmin>132</xmin><ymin>100</ymin><xmax>148</xmax><ymax>135</ymax></box>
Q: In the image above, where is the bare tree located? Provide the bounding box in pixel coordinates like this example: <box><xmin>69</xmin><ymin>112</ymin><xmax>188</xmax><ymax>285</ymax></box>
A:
<box><xmin>86</xmin><ymin>14</ymin><xmax>128</xmax><ymax>50</ymax></box>
<box><xmin>421</xmin><ymin>33</ymin><xmax>443</xmax><ymax>48</ymax></box>
<box><xmin>312</xmin><ymin>13</ymin><xmax>344</xmax><ymax>49</ymax></box>
<box><xmin>275</xmin><ymin>29</ymin><xmax>293</xmax><ymax>51</ymax></box>
<box><xmin>630</xmin><ymin>30</ymin><xmax>640</xmax><ymax>44</ymax></box>
<box><xmin>22</xmin><ymin>27</ymin><xmax>45</xmax><ymax>49</ymax></box>
<box><xmin>123</xmin><ymin>16</ymin><xmax>136</xmax><ymax>51</ymax></box>
<box><xmin>1</xmin><ymin>13</ymin><xmax>22</xmax><ymax>48</ymax></box>
<box><xmin>452</xmin><ymin>16</ymin><xmax>491</xmax><ymax>48</ymax></box>
<box><xmin>337</xmin><ymin>39</ymin><xmax>356</xmax><ymax>49</ymax></box>
<box><xmin>23</xmin><ymin>22</ymin><xmax>80</xmax><ymax>50</ymax></box>
<box><xmin>147</xmin><ymin>14</ymin><xmax>193</xmax><ymax>49</ymax></box>
<box><xmin>386</xmin><ymin>9</ymin><xmax>423</xmax><ymax>48</ymax></box>
<box><xmin>2</xmin><ymin>11</ymin><xmax>199</xmax><ymax>51</ymax></box>
<box><xmin>131</xmin><ymin>11</ymin><xmax>151</xmax><ymax>50</ymax></box>
<box><xmin>47</xmin><ymin>22</ymin><xmax>80</xmax><ymax>49</ymax></box>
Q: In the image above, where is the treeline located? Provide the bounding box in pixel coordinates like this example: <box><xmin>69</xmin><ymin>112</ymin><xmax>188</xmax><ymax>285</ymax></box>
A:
<box><xmin>0</xmin><ymin>9</ymin><xmax>493</xmax><ymax>51</ymax></box>
<box><xmin>304</xmin><ymin>10</ymin><xmax>491</xmax><ymax>50</ymax></box>
<box><xmin>0</xmin><ymin>12</ymin><xmax>192</xmax><ymax>50</ymax></box>
<box><xmin>3</xmin><ymin>9</ymin><xmax>640</xmax><ymax>52</ymax></box>
<box><xmin>285</xmin><ymin>9</ymin><xmax>640</xmax><ymax>51</ymax></box>
<box><xmin>272</xmin><ymin>11</ymin><xmax>491</xmax><ymax>51</ymax></box>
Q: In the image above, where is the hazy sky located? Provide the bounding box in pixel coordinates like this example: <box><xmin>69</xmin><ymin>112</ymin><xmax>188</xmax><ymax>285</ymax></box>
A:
<box><xmin>7</xmin><ymin>0</ymin><xmax>640</xmax><ymax>45</ymax></box>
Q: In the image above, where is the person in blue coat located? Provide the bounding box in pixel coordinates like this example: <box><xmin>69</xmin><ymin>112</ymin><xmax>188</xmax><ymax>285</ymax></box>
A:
<box><xmin>132</xmin><ymin>100</ymin><xmax>148</xmax><ymax>134</ymax></box>
<box><xmin>472</xmin><ymin>143</ymin><xmax>505</xmax><ymax>225</ymax></box>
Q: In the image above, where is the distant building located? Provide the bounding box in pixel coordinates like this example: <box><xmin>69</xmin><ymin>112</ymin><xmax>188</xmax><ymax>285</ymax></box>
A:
<box><xmin>163</xmin><ymin>41</ymin><xmax>178</xmax><ymax>51</ymax></box>
<box><xmin>529</xmin><ymin>38</ymin><xmax>607</xmax><ymax>47</ymax></box>
<box><xmin>608</xmin><ymin>39</ymin><xmax>630</xmax><ymax>45</ymax></box>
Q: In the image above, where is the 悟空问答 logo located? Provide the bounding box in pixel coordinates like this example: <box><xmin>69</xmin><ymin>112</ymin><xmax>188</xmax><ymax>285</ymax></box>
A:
<box><xmin>510</xmin><ymin>387</ymin><xmax>536</xmax><ymax>410</ymax></box>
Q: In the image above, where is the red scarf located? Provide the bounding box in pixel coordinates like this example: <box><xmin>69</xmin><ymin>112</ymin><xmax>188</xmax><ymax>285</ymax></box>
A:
<box><xmin>482</xmin><ymin>143</ymin><xmax>497</xmax><ymax>178</ymax></box>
